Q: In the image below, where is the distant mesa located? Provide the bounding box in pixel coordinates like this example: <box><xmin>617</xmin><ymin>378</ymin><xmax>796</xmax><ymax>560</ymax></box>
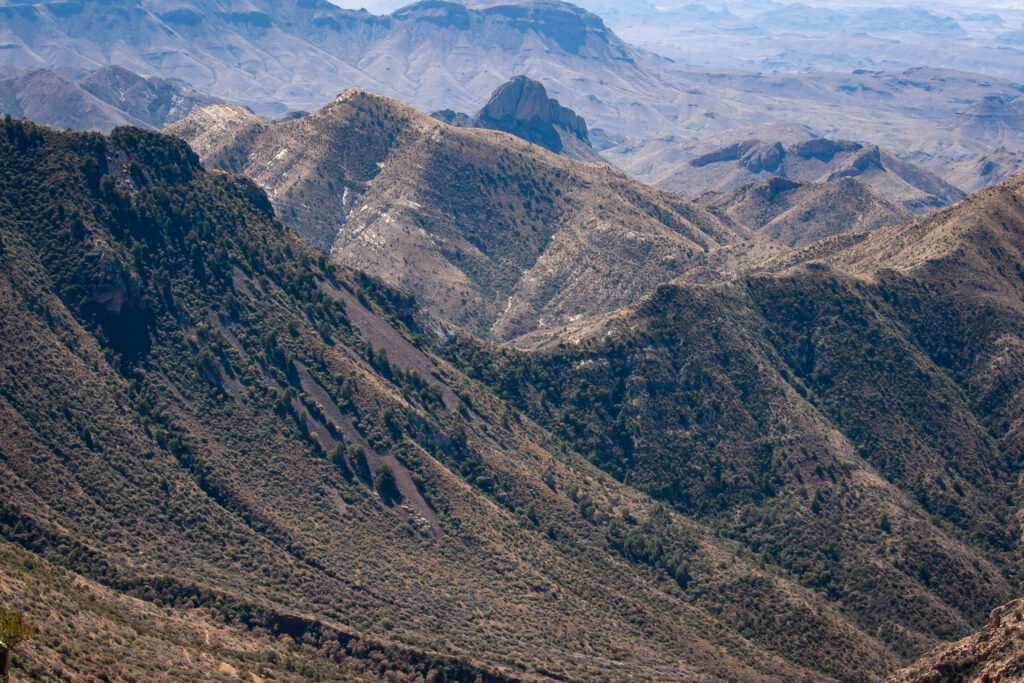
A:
<box><xmin>673</xmin><ymin>136</ymin><xmax>964</xmax><ymax>214</ymax></box>
<box><xmin>700</xmin><ymin>175</ymin><xmax>912</xmax><ymax>246</ymax></box>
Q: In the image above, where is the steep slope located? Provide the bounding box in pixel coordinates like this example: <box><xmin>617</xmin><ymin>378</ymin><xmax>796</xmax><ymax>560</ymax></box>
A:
<box><xmin>444</xmin><ymin>174</ymin><xmax>1024</xmax><ymax>665</ymax></box>
<box><xmin>0</xmin><ymin>68</ymin><xmax>146</xmax><ymax>131</ymax></box>
<box><xmin>0</xmin><ymin>66</ymin><xmax>217</xmax><ymax>132</ymax></box>
<box><xmin>77</xmin><ymin>65</ymin><xmax>219</xmax><ymax>129</ymax></box>
<box><xmin>887</xmin><ymin>598</ymin><xmax>1024</xmax><ymax>683</ymax></box>
<box><xmin>0</xmin><ymin>119</ymin><xmax>912</xmax><ymax>682</ymax></box>
<box><xmin>0</xmin><ymin>539</ymin><xmax>397</xmax><ymax>682</ymax></box>
<box><xmin>701</xmin><ymin>176</ymin><xmax>912</xmax><ymax>247</ymax></box>
<box><xmin>929</xmin><ymin>148</ymin><xmax>1024</xmax><ymax>194</ymax></box>
<box><xmin>665</xmin><ymin>137</ymin><xmax>965</xmax><ymax>214</ymax></box>
<box><xmin>435</xmin><ymin>75</ymin><xmax>602</xmax><ymax>162</ymax></box>
<box><xmin>169</xmin><ymin>91</ymin><xmax>739</xmax><ymax>341</ymax></box>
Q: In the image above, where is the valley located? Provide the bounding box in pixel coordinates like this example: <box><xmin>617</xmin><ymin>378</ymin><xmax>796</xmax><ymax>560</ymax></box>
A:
<box><xmin>0</xmin><ymin>1</ymin><xmax>1023</xmax><ymax>681</ymax></box>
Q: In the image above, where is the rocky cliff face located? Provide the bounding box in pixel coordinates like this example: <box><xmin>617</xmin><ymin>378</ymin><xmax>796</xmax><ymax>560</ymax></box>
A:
<box><xmin>474</xmin><ymin>75</ymin><xmax>589</xmax><ymax>150</ymax></box>
<box><xmin>887</xmin><ymin>599</ymin><xmax>1024</xmax><ymax>682</ymax></box>
<box><xmin>435</xmin><ymin>75</ymin><xmax>599</xmax><ymax>161</ymax></box>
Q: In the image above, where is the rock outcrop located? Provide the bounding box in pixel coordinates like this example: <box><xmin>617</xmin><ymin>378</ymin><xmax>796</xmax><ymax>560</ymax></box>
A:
<box><xmin>887</xmin><ymin>599</ymin><xmax>1024</xmax><ymax>682</ymax></box>
<box><xmin>434</xmin><ymin>75</ymin><xmax>599</xmax><ymax>161</ymax></box>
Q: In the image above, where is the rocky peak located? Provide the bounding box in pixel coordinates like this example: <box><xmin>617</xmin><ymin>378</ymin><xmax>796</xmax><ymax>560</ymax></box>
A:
<box><xmin>472</xmin><ymin>74</ymin><xmax>589</xmax><ymax>154</ymax></box>
<box><xmin>690</xmin><ymin>140</ymin><xmax>785</xmax><ymax>174</ymax></box>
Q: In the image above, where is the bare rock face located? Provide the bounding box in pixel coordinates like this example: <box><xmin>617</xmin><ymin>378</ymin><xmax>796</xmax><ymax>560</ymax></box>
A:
<box><xmin>691</xmin><ymin>140</ymin><xmax>786</xmax><ymax>174</ymax></box>
<box><xmin>431</xmin><ymin>75</ymin><xmax>599</xmax><ymax>162</ymax></box>
<box><xmin>887</xmin><ymin>599</ymin><xmax>1024</xmax><ymax>682</ymax></box>
<box><xmin>473</xmin><ymin>75</ymin><xmax>589</xmax><ymax>155</ymax></box>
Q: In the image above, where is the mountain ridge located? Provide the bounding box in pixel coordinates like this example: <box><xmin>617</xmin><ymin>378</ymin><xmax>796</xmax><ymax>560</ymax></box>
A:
<box><xmin>700</xmin><ymin>176</ymin><xmax>913</xmax><ymax>247</ymax></box>
<box><xmin>665</xmin><ymin>136</ymin><xmax>965</xmax><ymax>214</ymax></box>
<box><xmin>169</xmin><ymin>90</ymin><xmax>739</xmax><ymax>342</ymax></box>
<box><xmin>0</xmin><ymin>65</ymin><xmax>218</xmax><ymax>131</ymax></box>
<box><xmin>2</xmin><ymin>0</ymin><xmax>1022</xmax><ymax>193</ymax></box>
<box><xmin>1</xmin><ymin>116</ymin><xmax>925</xmax><ymax>682</ymax></box>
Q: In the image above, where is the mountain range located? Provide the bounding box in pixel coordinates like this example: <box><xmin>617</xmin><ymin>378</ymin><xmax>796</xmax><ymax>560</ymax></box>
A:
<box><xmin>0</xmin><ymin>65</ymin><xmax>217</xmax><ymax>131</ymax></box>
<box><xmin>3</xmin><ymin>111</ymin><xmax>1023</xmax><ymax>681</ymax></box>
<box><xmin>584</xmin><ymin>1</ymin><xmax>1024</xmax><ymax>85</ymax></box>
<box><xmin>668</xmin><ymin>137</ymin><xmax>964</xmax><ymax>214</ymax></box>
<box><xmin>0</xmin><ymin>116</ymin><xmax>908</xmax><ymax>682</ymax></box>
<box><xmin>2</xmin><ymin>0</ymin><xmax>1024</xmax><ymax>680</ymax></box>
<box><xmin>1</xmin><ymin>0</ymin><xmax>1022</xmax><ymax>194</ymax></box>
<box><xmin>169</xmin><ymin>91</ymin><xmax>736</xmax><ymax>342</ymax></box>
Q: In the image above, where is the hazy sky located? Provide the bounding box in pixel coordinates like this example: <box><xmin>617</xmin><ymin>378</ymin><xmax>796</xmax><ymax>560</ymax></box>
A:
<box><xmin>328</xmin><ymin>0</ymin><xmax>1023</xmax><ymax>14</ymax></box>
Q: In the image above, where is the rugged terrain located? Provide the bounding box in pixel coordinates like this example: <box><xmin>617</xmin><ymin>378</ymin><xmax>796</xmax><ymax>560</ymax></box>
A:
<box><xmin>0</xmin><ymin>65</ymin><xmax>217</xmax><ymax>132</ymax></box>
<box><xmin>0</xmin><ymin>118</ymin><xmax>953</xmax><ymax>682</ymax></box>
<box><xmin>169</xmin><ymin>91</ymin><xmax>738</xmax><ymax>341</ymax></box>
<box><xmin>434</xmin><ymin>74</ymin><xmax>601</xmax><ymax>162</ymax></box>
<box><xmin>887</xmin><ymin>599</ymin><xmax>1024</xmax><ymax>682</ymax></box>
<box><xmin>1</xmin><ymin>0</ymin><xmax>1022</xmax><ymax>192</ymax></box>
<box><xmin>1</xmin><ymin>102</ymin><xmax>1022</xmax><ymax>683</ymax></box>
<box><xmin>700</xmin><ymin>176</ymin><xmax>912</xmax><ymax>247</ymax></box>
<box><xmin>442</xmin><ymin>172</ymin><xmax>1024</xmax><ymax>667</ymax></box>
<box><xmin>662</xmin><ymin>137</ymin><xmax>964</xmax><ymax>214</ymax></box>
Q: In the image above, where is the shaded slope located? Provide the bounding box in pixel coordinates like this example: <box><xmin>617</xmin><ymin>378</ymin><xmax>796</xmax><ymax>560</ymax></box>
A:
<box><xmin>701</xmin><ymin>176</ymin><xmax>912</xmax><ymax>246</ymax></box>
<box><xmin>0</xmin><ymin>65</ymin><xmax>216</xmax><ymax>132</ymax></box>
<box><xmin>0</xmin><ymin>68</ymin><xmax>146</xmax><ymax>131</ymax></box>
<box><xmin>445</xmin><ymin>174</ymin><xmax>1024</xmax><ymax>665</ymax></box>
<box><xmin>169</xmin><ymin>91</ymin><xmax>738</xmax><ymax>341</ymax></box>
<box><xmin>0</xmin><ymin>119</ymin><xmax>904</xmax><ymax>682</ymax></box>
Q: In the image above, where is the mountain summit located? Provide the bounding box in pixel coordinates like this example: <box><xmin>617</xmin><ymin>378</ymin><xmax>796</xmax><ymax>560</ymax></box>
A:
<box><xmin>170</xmin><ymin>90</ymin><xmax>735</xmax><ymax>341</ymax></box>
<box><xmin>472</xmin><ymin>75</ymin><xmax>596</xmax><ymax>159</ymax></box>
<box><xmin>435</xmin><ymin>74</ymin><xmax>599</xmax><ymax>161</ymax></box>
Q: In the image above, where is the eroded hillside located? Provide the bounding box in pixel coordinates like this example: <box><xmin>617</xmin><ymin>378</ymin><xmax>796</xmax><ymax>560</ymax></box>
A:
<box><xmin>170</xmin><ymin>92</ymin><xmax>739</xmax><ymax>341</ymax></box>
<box><xmin>0</xmin><ymin>119</ymin><xmax>922</xmax><ymax>682</ymax></box>
<box><xmin>443</xmin><ymin>172</ymin><xmax>1024</xmax><ymax>665</ymax></box>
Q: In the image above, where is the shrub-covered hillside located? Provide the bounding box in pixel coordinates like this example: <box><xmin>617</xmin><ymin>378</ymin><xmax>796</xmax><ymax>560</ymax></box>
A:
<box><xmin>446</xmin><ymin>176</ymin><xmax>1024</xmax><ymax>662</ymax></box>
<box><xmin>0</xmin><ymin>118</ymin><xmax>922</xmax><ymax>681</ymax></box>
